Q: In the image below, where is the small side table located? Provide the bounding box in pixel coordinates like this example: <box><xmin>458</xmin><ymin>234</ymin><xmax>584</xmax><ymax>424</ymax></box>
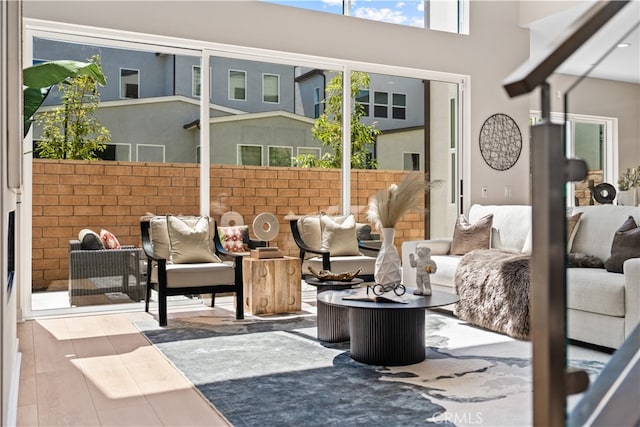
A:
<box><xmin>305</xmin><ymin>277</ymin><xmax>363</xmax><ymax>342</ymax></box>
<box><xmin>243</xmin><ymin>256</ymin><xmax>301</xmax><ymax>315</ymax></box>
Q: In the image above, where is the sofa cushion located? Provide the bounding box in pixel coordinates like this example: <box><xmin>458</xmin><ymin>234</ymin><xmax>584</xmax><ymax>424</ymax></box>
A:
<box><xmin>167</xmin><ymin>215</ymin><xmax>221</xmax><ymax>264</ymax></box>
<box><xmin>150</xmin><ymin>261</ymin><xmax>235</xmax><ymax>288</ymax></box>
<box><xmin>567</xmin><ymin>267</ymin><xmax>625</xmax><ymax>317</ymax></box>
<box><xmin>469</xmin><ymin>204</ymin><xmax>531</xmax><ymax>252</ymax></box>
<box><xmin>604</xmin><ymin>216</ymin><xmax>640</xmax><ymax>273</ymax></box>
<box><xmin>449</xmin><ymin>214</ymin><xmax>493</xmax><ymax>255</ymax></box>
<box><xmin>570</xmin><ymin>205</ymin><xmax>640</xmax><ymax>261</ymax></box>
<box><xmin>320</xmin><ymin>213</ymin><xmax>360</xmax><ymax>256</ymax></box>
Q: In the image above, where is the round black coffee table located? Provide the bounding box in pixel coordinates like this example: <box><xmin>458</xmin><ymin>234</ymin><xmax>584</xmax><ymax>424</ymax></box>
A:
<box><xmin>305</xmin><ymin>277</ymin><xmax>364</xmax><ymax>342</ymax></box>
<box><xmin>317</xmin><ymin>289</ymin><xmax>459</xmax><ymax>366</ymax></box>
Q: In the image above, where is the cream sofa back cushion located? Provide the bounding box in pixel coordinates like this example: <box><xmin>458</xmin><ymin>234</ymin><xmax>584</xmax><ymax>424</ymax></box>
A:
<box><xmin>469</xmin><ymin>204</ymin><xmax>531</xmax><ymax>252</ymax></box>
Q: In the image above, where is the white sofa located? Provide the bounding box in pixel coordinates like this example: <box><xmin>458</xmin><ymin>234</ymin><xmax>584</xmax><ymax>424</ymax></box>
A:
<box><xmin>402</xmin><ymin>204</ymin><xmax>640</xmax><ymax>349</ymax></box>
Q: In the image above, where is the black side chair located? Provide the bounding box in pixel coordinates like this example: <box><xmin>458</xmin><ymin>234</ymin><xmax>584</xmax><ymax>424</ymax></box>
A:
<box><xmin>140</xmin><ymin>217</ymin><xmax>244</xmax><ymax>326</ymax></box>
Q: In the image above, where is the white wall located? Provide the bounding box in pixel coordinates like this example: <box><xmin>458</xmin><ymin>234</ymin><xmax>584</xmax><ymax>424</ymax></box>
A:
<box><xmin>1</xmin><ymin>1</ymin><xmax>22</xmax><ymax>425</ymax></box>
<box><xmin>24</xmin><ymin>0</ymin><xmax>532</xmax><ymax>209</ymax></box>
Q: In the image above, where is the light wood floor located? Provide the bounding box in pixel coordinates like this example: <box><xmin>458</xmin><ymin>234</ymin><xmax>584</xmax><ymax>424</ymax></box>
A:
<box><xmin>17</xmin><ymin>304</ymin><xmax>233</xmax><ymax>426</ymax></box>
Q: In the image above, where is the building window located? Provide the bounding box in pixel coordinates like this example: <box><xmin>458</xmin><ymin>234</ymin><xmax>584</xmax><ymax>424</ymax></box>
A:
<box><xmin>392</xmin><ymin>93</ymin><xmax>406</xmax><ymax>120</ymax></box>
<box><xmin>137</xmin><ymin>144</ymin><xmax>165</xmax><ymax>162</ymax></box>
<box><xmin>374</xmin><ymin>91</ymin><xmax>388</xmax><ymax>118</ymax></box>
<box><xmin>96</xmin><ymin>143</ymin><xmax>132</xmax><ymax>161</ymax></box>
<box><xmin>297</xmin><ymin>147</ymin><xmax>321</xmax><ymax>158</ymax></box>
<box><xmin>356</xmin><ymin>90</ymin><xmax>370</xmax><ymax>116</ymax></box>
<box><xmin>238</xmin><ymin>144</ymin><xmax>262</xmax><ymax>165</ymax></box>
<box><xmin>313</xmin><ymin>87</ymin><xmax>322</xmax><ymax>118</ymax></box>
<box><xmin>268</xmin><ymin>146</ymin><xmax>292</xmax><ymax>166</ymax></box>
<box><xmin>403</xmin><ymin>152</ymin><xmax>420</xmax><ymax>171</ymax></box>
<box><xmin>263</xmin><ymin>74</ymin><xmax>280</xmax><ymax>103</ymax></box>
<box><xmin>192</xmin><ymin>66</ymin><xmax>201</xmax><ymax>97</ymax></box>
<box><xmin>120</xmin><ymin>68</ymin><xmax>139</xmax><ymax>99</ymax></box>
<box><xmin>229</xmin><ymin>70</ymin><xmax>246</xmax><ymax>101</ymax></box>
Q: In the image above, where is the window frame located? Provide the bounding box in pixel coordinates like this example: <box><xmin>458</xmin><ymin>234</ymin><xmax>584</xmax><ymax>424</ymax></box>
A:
<box><xmin>262</xmin><ymin>73</ymin><xmax>280</xmax><ymax>104</ymax></box>
<box><xmin>229</xmin><ymin>69</ymin><xmax>247</xmax><ymax>101</ymax></box>
<box><xmin>119</xmin><ymin>67</ymin><xmax>140</xmax><ymax>99</ymax></box>
<box><xmin>267</xmin><ymin>145</ymin><xmax>293</xmax><ymax>166</ymax></box>
<box><xmin>392</xmin><ymin>92</ymin><xmax>406</xmax><ymax>120</ymax></box>
<box><xmin>237</xmin><ymin>144</ymin><xmax>263</xmax><ymax>166</ymax></box>
<box><xmin>136</xmin><ymin>144</ymin><xmax>165</xmax><ymax>162</ymax></box>
<box><xmin>373</xmin><ymin>90</ymin><xmax>388</xmax><ymax>118</ymax></box>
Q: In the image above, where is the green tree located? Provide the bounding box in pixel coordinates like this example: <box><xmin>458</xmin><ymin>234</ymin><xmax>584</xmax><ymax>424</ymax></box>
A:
<box><xmin>294</xmin><ymin>71</ymin><xmax>380</xmax><ymax>169</ymax></box>
<box><xmin>35</xmin><ymin>56</ymin><xmax>110</xmax><ymax>160</ymax></box>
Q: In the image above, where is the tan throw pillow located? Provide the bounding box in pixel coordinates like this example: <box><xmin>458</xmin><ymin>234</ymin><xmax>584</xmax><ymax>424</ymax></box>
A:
<box><xmin>449</xmin><ymin>214</ymin><xmax>494</xmax><ymax>255</ymax></box>
<box><xmin>166</xmin><ymin>215</ymin><xmax>221</xmax><ymax>264</ymax></box>
<box><xmin>566</xmin><ymin>212</ymin><xmax>582</xmax><ymax>252</ymax></box>
<box><xmin>320</xmin><ymin>213</ymin><xmax>360</xmax><ymax>256</ymax></box>
<box><xmin>150</xmin><ymin>216</ymin><xmax>170</xmax><ymax>260</ymax></box>
<box><xmin>297</xmin><ymin>214</ymin><xmax>322</xmax><ymax>252</ymax></box>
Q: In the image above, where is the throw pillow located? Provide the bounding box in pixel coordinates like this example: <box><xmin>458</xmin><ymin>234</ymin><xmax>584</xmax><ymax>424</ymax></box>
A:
<box><xmin>604</xmin><ymin>216</ymin><xmax>640</xmax><ymax>273</ymax></box>
<box><xmin>100</xmin><ymin>229</ymin><xmax>121</xmax><ymax>249</ymax></box>
<box><xmin>566</xmin><ymin>212</ymin><xmax>583</xmax><ymax>252</ymax></box>
<box><xmin>218</xmin><ymin>225</ymin><xmax>248</xmax><ymax>253</ymax></box>
<box><xmin>166</xmin><ymin>215</ymin><xmax>221</xmax><ymax>264</ymax></box>
<box><xmin>449</xmin><ymin>214</ymin><xmax>493</xmax><ymax>255</ymax></box>
<box><xmin>297</xmin><ymin>214</ymin><xmax>322</xmax><ymax>252</ymax></box>
<box><xmin>567</xmin><ymin>253</ymin><xmax>604</xmax><ymax>269</ymax></box>
<box><xmin>78</xmin><ymin>229</ymin><xmax>105</xmax><ymax>250</ymax></box>
<box><xmin>320</xmin><ymin>213</ymin><xmax>360</xmax><ymax>256</ymax></box>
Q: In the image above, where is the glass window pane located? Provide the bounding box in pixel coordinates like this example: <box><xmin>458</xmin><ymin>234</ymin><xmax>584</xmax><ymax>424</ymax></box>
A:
<box><xmin>263</xmin><ymin>74</ymin><xmax>279</xmax><ymax>103</ymax></box>
<box><xmin>351</xmin><ymin>0</ymin><xmax>425</xmax><ymax>28</ymax></box>
<box><xmin>138</xmin><ymin>145</ymin><xmax>165</xmax><ymax>162</ymax></box>
<box><xmin>229</xmin><ymin>70</ymin><xmax>246</xmax><ymax>100</ymax></box>
<box><xmin>268</xmin><ymin>146</ymin><xmax>292</xmax><ymax>166</ymax></box>
<box><xmin>374</xmin><ymin>91</ymin><xmax>388</xmax><ymax>104</ymax></box>
<box><xmin>239</xmin><ymin>145</ymin><xmax>262</xmax><ymax>165</ymax></box>
<box><xmin>574</xmin><ymin>122</ymin><xmax>603</xmax><ymax>170</ymax></box>
<box><xmin>260</xmin><ymin>0</ymin><xmax>342</xmax><ymax>15</ymax></box>
<box><xmin>193</xmin><ymin>66</ymin><xmax>201</xmax><ymax>97</ymax></box>
<box><xmin>120</xmin><ymin>68</ymin><xmax>139</xmax><ymax>99</ymax></box>
<box><xmin>392</xmin><ymin>93</ymin><xmax>406</xmax><ymax>106</ymax></box>
<box><xmin>403</xmin><ymin>152</ymin><xmax>420</xmax><ymax>170</ymax></box>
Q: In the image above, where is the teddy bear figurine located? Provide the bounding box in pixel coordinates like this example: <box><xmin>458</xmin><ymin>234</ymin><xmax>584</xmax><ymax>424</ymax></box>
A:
<box><xmin>409</xmin><ymin>245</ymin><xmax>437</xmax><ymax>295</ymax></box>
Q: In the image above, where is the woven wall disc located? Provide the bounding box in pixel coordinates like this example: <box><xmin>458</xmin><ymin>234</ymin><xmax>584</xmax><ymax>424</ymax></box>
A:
<box><xmin>253</xmin><ymin>212</ymin><xmax>280</xmax><ymax>242</ymax></box>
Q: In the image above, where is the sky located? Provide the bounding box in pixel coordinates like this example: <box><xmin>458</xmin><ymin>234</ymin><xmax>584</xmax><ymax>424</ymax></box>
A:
<box><xmin>263</xmin><ymin>0</ymin><xmax>426</xmax><ymax>28</ymax></box>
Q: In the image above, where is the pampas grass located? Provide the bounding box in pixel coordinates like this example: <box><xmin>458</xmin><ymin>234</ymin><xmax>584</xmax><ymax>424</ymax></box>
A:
<box><xmin>366</xmin><ymin>173</ymin><xmax>442</xmax><ymax>229</ymax></box>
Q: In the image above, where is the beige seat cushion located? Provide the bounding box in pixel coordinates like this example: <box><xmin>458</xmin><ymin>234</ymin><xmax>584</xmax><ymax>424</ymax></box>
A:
<box><xmin>567</xmin><ymin>268</ymin><xmax>625</xmax><ymax>317</ymax></box>
<box><xmin>151</xmin><ymin>262</ymin><xmax>235</xmax><ymax>288</ymax></box>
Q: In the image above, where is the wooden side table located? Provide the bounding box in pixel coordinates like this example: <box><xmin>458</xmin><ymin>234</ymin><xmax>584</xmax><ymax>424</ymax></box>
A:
<box><xmin>242</xmin><ymin>256</ymin><xmax>301</xmax><ymax>315</ymax></box>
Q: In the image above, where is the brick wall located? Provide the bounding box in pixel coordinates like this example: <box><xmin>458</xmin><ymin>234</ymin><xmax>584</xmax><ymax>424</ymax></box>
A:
<box><xmin>32</xmin><ymin>160</ymin><xmax>424</xmax><ymax>290</ymax></box>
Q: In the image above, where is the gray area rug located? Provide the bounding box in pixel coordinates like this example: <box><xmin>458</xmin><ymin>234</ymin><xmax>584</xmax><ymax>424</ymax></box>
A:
<box><xmin>136</xmin><ymin>310</ymin><xmax>609</xmax><ymax>427</ymax></box>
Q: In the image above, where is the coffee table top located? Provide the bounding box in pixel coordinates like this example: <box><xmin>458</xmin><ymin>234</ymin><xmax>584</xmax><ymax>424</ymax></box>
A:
<box><xmin>317</xmin><ymin>288</ymin><xmax>459</xmax><ymax>310</ymax></box>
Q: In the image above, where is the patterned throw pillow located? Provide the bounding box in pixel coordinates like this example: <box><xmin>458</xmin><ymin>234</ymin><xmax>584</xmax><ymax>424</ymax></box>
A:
<box><xmin>218</xmin><ymin>225</ymin><xmax>248</xmax><ymax>253</ymax></box>
<box><xmin>100</xmin><ymin>229</ymin><xmax>121</xmax><ymax>249</ymax></box>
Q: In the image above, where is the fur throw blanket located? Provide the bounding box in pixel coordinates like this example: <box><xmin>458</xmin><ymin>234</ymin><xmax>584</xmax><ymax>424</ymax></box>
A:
<box><xmin>454</xmin><ymin>249</ymin><xmax>530</xmax><ymax>340</ymax></box>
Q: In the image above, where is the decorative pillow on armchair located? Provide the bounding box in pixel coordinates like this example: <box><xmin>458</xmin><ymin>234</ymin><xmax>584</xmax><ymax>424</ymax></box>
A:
<box><xmin>100</xmin><ymin>229</ymin><xmax>121</xmax><ymax>249</ymax></box>
<box><xmin>320</xmin><ymin>213</ymin><xmax>360</xmax><ymax>256</ymax></box>
<box><xmin>166</xmin><ymin>215</ymin><xmax>221</xmax><ymax>264</ymax></box>
<box><xmin>604</xmin><ymin>216</ymin><xmax>640</xmax><ymax>273</ymax></box>
<box><xmin>78</xmin><ymin>229</ymin><xmax>105</xmax><ymax>250</ymax></box>
<box><xmin>218</xmin><ymin>225</ymin><xmax>249</xmax><ymax>253</ymax></box>
<box><xmin>449</xmin><ymin>214</ymin><xmax>493</xmax><ymax>255</ymax></box>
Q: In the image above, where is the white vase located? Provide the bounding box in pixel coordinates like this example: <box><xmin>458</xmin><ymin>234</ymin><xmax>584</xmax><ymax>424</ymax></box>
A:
<box><xmin>374</xmin><ymin>228</ymin><xmax>402</xmax><ymax>286</ymax></box>
<box><xmin>617</xmin><ymin>189</ymin><xmax>637</xmax><ymax>206</ymax></box>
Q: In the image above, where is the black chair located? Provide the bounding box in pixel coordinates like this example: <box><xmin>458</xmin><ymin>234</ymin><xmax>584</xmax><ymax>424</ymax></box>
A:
<box><xmin>290</xmin><ymin>218</ymin><xmax>379</xmax><ymax>282</ymax></box>
<box><xmin>140</xmin><ymin>216</ymin><xmax>244</xmax><ymax>326</ymax></box>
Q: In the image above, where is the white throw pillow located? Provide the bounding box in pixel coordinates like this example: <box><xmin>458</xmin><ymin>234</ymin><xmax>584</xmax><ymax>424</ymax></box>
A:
<box><xmin>320</xmin><ymin>213</ymin><xmax>360</xmax><ymax>256</ymax></box>
<box><xmin>297</xmin><ymin>214</ymin><xmax>322</xmax><ymax>252</ymax></box>
<box><xmin>166</xmin><ymin>215</ymin><xmax>221</xmax><ymax>264</ymax></box>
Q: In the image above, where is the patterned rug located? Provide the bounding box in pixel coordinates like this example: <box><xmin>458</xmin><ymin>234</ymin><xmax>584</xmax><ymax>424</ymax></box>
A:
<box><xmin>136</xmin><ymin>307</ymin><xmax>610</xmax><ymax>427</ymax></box>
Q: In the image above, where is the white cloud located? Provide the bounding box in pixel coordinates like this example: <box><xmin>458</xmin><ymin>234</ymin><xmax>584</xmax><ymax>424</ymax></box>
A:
<box><xmin>354</xmin><ymin>6</ymin><xmax>409</xmax><ymax>24</ymax></box>
<box><xmin>322</xmin><ymin>0</ymin><xmax>343</xmax><ymax>6</ymax></box>
<box><xmin>396</xmin><ymin>1</ymin><xmax>406</xmax><ymax>7</ymax></box>
<box><xmin>417</xmin><ymin>2</ymin><xmax>424</xmax><ymax>12</ymax></box>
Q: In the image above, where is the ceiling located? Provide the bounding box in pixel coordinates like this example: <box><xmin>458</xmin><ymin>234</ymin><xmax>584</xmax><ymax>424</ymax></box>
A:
<box><xmin>528</xmin><ymin>0</ymin><xmax>640</xmax><ymax>84</ymax></box>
